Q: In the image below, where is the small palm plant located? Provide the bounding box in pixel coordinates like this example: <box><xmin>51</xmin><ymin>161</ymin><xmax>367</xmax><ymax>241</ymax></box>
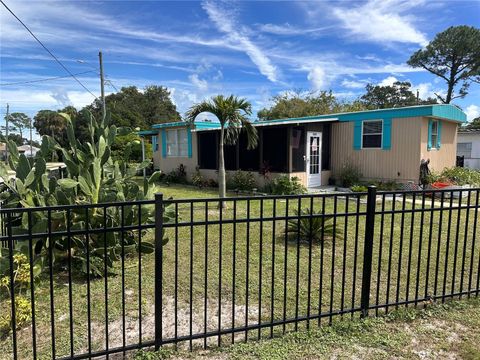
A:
<box><xmin>285</xmin><ymin>208</ymin><xmax>342</xmax><ymax>244</ymax></box>
<box><xmin>186</xmin><ymin>95</ymin><xmax>258</xmax><ymax>208</ymax></box>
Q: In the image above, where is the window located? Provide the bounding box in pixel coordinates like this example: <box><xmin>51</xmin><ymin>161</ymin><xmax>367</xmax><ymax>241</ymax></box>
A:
<box><xmin>362</xmin><ymin>120</ymin><xmax>382</xmax><ymax>149</ymax></box>
<box><xmin>457</xmin><ymin>142</ymin><xmax>472</xmax><ymax>158</ymax></box>
<box><xmin>166</xmin><ymin>129</ymin><xmax>188</xmax><ymax>157</ymax></box>
<box><xmin>152</xmin><ymin>136</ymin><xmax>159</xmax><ymax>152</ymax></box>
<box><xmin>430</xmin><ymin>120</ymin><xmax>438</xmax><ymax>149</ymax></box>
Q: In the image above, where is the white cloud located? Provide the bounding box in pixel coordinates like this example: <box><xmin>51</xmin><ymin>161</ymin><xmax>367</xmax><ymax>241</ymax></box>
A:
<box><xmin>307</xmin><ymin>67</ymin><xmax>328</xmax><ymax>90</ymax></box>
<box><xmin>379</xmin><ymin>76</ymin><xmax>399</xmax><ymax>86</ymax></box>
<box><xmin>202</xmin><ymin>1</ymin><xmax>279</xmax><ymax>82</ymax></box>
<box><xmin>465</xmin><ymin>105</ymin><xmax>480</xmax><ymax>121</ymax></box>
<box><xmin>258</xmin><ymin>23</ymin><xmax>332</xmax><ymax>36</ymax></box>
<box><xmin>331</xmin><ymin>0</ymin><xmax>428</xmax><ymax>46</ymax></box>
<box><xmin>188</xmin><ymin>74</ymin><xmax>208</xmax><ymax>91</ymax></box>
<box><xmin>341</xmin><ymin>79</ymin><xmax>368</xmax><ymax>89</ymax></box>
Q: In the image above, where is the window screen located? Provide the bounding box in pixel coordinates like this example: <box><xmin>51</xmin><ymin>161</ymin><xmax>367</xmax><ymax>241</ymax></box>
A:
<box><xmin>362</xmin><ymin>120</ymin><xmax>382</xmax><ymax>148</ymax></box>
<box><xmin>262</xmin><ymin>127</ymin><xmax>288</xmax><ymax>172</ymax></box>
<box><xmin>239</xmin><ymin>131</ymin><xmax>259</xmax><ymax>170</ymax></box>
<box><xmin>291</xmin><ymin>127</ymin><xmax>305</xmax><ymax>172</ymax></box>
<box><xmin>457</xmin><ymin>142</ymin><xmax>472</xmax><ymax>158</ymax></box>
<box><xmin>431</xmin><ymin>121</ymin><xmax>438</xmax><ymax>149</ymax></box>
<box><xmin>166</xmin><ymin>129</ymin><xmax>188</xmax><ymax>157</ymax></box>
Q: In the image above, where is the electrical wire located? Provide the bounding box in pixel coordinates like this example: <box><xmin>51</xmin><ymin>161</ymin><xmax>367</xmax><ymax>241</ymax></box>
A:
<box><xmin>0</xmin><ymin>0</ymin><xmax>98</xmax><ymax>99</ymax></box>
<box><xmin>0</xmin><ymin>70</ymin><xmax>98</xmax><ymax>87</ymax></box>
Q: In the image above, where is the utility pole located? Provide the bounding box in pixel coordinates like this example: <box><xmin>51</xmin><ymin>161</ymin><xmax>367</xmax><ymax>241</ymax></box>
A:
<box><xmin>5</xmin><ymin>103</ymin><xmax>9</xmax><ymax>164</ymax></box>
<box><xmin>99</xmin><ymin>51</ymin><xmax>106</xmax><ymax>121</ymax></box>
<box><xmin>29</xmin><ymin>117</ymin><xmax>33</xmax><ymax>157</ymax></box>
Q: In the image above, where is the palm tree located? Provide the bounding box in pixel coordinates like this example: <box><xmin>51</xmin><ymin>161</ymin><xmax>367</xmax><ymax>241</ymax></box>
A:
<box><xmin>186</xmin><ymin>95</ymin><xmax>258</xmax><ymax>206</ymax></box>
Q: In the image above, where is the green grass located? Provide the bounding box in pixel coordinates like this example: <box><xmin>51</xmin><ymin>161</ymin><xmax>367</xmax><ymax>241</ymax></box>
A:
<box><xmin>1</xmin><ymin>184</ymin><xmax>479</xmax><ymax>359</ymax></box>
<box><xmin>134</xmin><ymin>297</ymin><xmax>480</xmax><ymax>359</ymax></box>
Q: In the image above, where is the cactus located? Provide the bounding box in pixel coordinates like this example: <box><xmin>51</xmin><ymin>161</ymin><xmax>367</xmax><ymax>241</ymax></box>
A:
<box><xmin>0</xmin><ymin>111</ymin><xmax>172</xmax><ymax>277</ymax></box>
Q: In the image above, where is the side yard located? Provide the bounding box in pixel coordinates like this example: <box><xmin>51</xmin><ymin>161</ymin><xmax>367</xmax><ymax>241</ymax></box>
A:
<box><xmin>138</xmin><ymin>297</ymin><xmax>480</xmax><ymax>360</ymax></box>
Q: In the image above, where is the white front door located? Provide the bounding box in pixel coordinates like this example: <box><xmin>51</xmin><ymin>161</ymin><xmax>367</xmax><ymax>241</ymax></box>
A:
<box><xmin>306</xmin><ymin>132</ymin><xmax>321</xmax><ymax>187</ymax></box>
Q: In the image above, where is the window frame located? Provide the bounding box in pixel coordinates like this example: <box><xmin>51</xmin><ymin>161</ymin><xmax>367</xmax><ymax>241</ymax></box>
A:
<box><xmin>165</xmin><ymin>128</ymin><xmax>188</xmax><ymax>157</ymax></box>
<box><xmin>430</xmin><ymin>120</ymin><xmax>439</xmax><ymax>150</ymax></box>
<box><xmin>361</xmin><ymin>119</ymin><xmax>383</xmax><ymax>149</ymax></box>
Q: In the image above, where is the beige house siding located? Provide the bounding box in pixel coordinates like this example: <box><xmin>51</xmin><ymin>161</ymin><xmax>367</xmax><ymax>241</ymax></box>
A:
<box><xmin>152</xmin><ymin>128</ymin><xmax>198</xmax><ymax>181</ymax></box>
<box><xmin>420</xmin><ymin>119</ymin><xmax>458</xmax><ymax>173</ymax></box>
<box><xmin>331</xmin><ymin>117</ymin><xmax>423</xmax><ymax>183</ymax></box>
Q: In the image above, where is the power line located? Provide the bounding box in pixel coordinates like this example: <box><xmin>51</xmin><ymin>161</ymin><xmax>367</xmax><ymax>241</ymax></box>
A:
<box><xmin>0</xmin><ymin>70</ymin><xmax>98</xmax><ymax>86</ymax></box>
<box><xmin>0</xmin><ymin>0</ymin><xmax>98</xmax><ymax>99</ymax></box>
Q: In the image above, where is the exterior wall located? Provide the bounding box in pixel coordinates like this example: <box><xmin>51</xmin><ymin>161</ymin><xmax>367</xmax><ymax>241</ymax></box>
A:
<box><xmin>152</xmin><ymin>128</ymin><xmax>198</xmax><ymax>181</ymax></box>
<box><xmin>457</xmin><ymin>132</ymin><xmax>480</xmax><ymax>170</ymax></box>
<box><xmin>420</xmin><ymin>119</ymin><xmax>458</xmax><ymax>173</ymax></box>
<box><xmin>331</xmin><ymin>117</ymin><xmax>423</xmax><ymax>183</ymax></box>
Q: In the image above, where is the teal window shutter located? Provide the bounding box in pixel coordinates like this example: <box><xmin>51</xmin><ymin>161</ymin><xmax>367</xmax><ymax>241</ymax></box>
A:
<box><xmin>187</xmin><ymin>128</ymin><xmax>193</xmax><ymax>158</ymax></box>
<box><xmin>161</xmin><ymin>129</ymin><xmax>167</xmax><ymax>158</ymax></box>
<box><xmin>353</xmin><ymin>121</ymin><xmax>362</xmax><ymax>150</ymax></box>
<box><xmin>382</xmin><ymin>118</ymin><xmax>391</xmax><ymax>150</ymax></box>
<box><xmin>152</xmin><ymin>136</ymin><xmax>157</xmax><ymax>152</ymax></box>
<box><xmin>427</xmin><ymin>119</ymin><xmax>432</xmax><ymax>150</ymax></box>
<box><xmin>436</xmin><ymin>120</ymin><xmax>442</xmax><ymax>149</ymax></box>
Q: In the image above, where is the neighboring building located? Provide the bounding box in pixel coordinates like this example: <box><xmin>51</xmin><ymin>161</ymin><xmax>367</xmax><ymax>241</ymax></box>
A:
<box><xmin>457</xmin><ymin>128</ymin><xmax>480</xmax><ymax>170</ymax></box>
<box><xmin>17</xmin><ymin>145</ymin><xmax>40</xmax><ymax>157</ymax></box>
<box><xmin>139</xmin><ymin>104</ymin><xmax>466</xmax><ymax>187</ymax></box>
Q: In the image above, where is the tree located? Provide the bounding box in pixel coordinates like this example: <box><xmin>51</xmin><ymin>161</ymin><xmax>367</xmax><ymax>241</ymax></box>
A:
<box><xmin>33</xmin><ymin>110</ymin><xmax>68</xmax><ymax>147</ymax></box>
<box><xmin>360</xmin><ymin>81</ymin><xmax>437</xmax><ymax>109</ymax></box>
<box><xmin>257</xmin><ymin>90</ymin><xmax>365</xmax><ymax>121</ymax></box>
<box><xmin>407</xmin><ymin>26</ymin><xmax>480</xmax><ymax>104</ymax></box>
<box><xmin>186</xmin><ymin>95</ymin><xmax>258</xmax><ymax>207</ymax></box>
<box><xmin>87</xmin><ymin>85</ymin><xmax>180</xmax><ymax>129</ymax></box>
<box><xmin>8</xmin><ymin>112</ymin><xmax>31</xmax><ymax>141</ymax></box>
<box><xmin>465</xmin><ymin>117</ymin><xmax>480</xmax><ymax>129</ymax></box>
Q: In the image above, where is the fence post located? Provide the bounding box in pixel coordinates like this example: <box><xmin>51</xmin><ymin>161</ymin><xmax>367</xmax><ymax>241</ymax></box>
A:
<box><xmin>361</xmin><ymin>186</ymin><xmax>376</xmax><ymax>318</ymax></box>
<box><xmin>154</xmin><ymin>193</ymin><xmax>164</xmax><ymax>350</ymax></box>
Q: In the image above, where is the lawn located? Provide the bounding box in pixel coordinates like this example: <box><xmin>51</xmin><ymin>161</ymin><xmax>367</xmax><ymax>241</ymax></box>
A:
<box><xmin>0</xmin><ymin>184</ymin><xmax>479</xmax><ymax>359</ymax></box>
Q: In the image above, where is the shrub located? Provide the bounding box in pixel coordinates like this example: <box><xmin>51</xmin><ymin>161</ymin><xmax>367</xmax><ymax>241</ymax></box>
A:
<box><xmin>227</xmin><ymin>171</ymin><xmax>257</xmax><ymax>191</ymax></box>
<box><xmin>164</xmin><ymin>164</ymin><xmax>187</xmax><ymax>184</ymax></box>
<box><xmin>439</xmin><ymin>167</ymin><xmax>480</xmax><ymax>186</ymax></box>
<box><xmin>266</xmin><ymin>175</ymin><xmax>306</xmax><ymax>195</ymax></box>
<box><xmin>285</xmin><ymin>209</ymin><xmax>342</xmax><ymax>244</ymax></box>
<box><xmin>350</xmin><ymin>185</ymin><xmax>368</xmax><ymax>192</ymax></box>
<box><xmin>338</xmin><ymin>161</ymin><xmax>362</xmax><ymax>187</ymax></box>
<box><xmin>191</xmin><ymin>167</ymin><xmax>205</xmax><ymax>188</ymax></box>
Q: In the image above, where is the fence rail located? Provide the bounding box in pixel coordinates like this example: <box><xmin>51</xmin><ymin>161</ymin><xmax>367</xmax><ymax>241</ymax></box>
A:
<box><xmin>0</xmin><ymin>187</ymin><xmax>479</xmax><ymax>359</ymax></box>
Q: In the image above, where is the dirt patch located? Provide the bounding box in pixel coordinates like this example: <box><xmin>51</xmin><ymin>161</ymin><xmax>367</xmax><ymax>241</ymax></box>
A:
<box><xmin>90</xmin><ymin>295</ymin><xmax>263</xmax><ymax>355</ymax></box>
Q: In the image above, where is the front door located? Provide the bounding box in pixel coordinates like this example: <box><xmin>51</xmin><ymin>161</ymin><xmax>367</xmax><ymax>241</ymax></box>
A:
<box><xmin>306</xmin><ymin>132</ymin><xmax>321</xmax><ymax>187</ymax></box>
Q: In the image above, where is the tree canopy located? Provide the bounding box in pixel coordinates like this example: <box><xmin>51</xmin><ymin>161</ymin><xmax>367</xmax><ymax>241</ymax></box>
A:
<box><xmin>257</xmin><ymin>91</ymin><xmax>365</xmax><ymax>120</ymax></box>
<box><xmin>465</xmin><ymin>117</ymin><xmax>480</xmax><ymax>130</ymax></box>
<box><xmin>407</xmin><ymin>25</ymin><xmax>480</xmax><ymax>103</ymax></box>
<box><xmin>7</xmin><ymin>112</ymin><xmax>31</xmax><ymax>141</ymax></box>
<box><xmin>87</xmin><ymin>85</ymin><xmax>180</xmax><ymax>129</ymax></box>
<box><xmin>360</xmin><ymin>81</ymin><xmax>437</xmax><ymax>109</ymax></box>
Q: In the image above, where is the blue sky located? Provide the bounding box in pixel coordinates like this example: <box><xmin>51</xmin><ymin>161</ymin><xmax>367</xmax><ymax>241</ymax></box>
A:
<box><xmin>1</xmin><ymin>0</ymin><xmax>480</xmax><ymax>133</ymax></box>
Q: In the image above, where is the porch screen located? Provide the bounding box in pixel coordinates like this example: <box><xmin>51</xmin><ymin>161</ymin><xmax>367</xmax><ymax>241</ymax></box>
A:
<box><xmin>262</xmin><ymin>127</ymin><xmax>288</xmax><ymax>172</ymax></box>
<box><xmin>239</xmin><ymin>131</ymin><xmax>259</xmax><ymax>170</ymax></box>
<box><xmin>198</xmin><ymin>131</ymin><xmax>217</xmax><ymax>169</ymax></box>
<box><xmin>291</xmin><ymin>126</ymin><xmax>305</xmax><ymax>172</ymax></box>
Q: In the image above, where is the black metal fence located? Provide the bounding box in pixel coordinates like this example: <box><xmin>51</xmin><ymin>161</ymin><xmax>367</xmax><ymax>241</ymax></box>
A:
<box><xmin>0</xmin><ymin>187</ymin><xmax>479</xmax><ymax>359</ymax></box>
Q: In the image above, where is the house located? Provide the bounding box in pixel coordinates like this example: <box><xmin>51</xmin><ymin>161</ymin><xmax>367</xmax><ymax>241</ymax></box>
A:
<box><xmin>457</xmin><ymin>128</ymin><xmax>480</xmax><ymax>170</ymax></box>
<box><xmin>17</xmin><ymin>145</ymin><xmax>40</xmax><ymax>158</ymax></box>
<box><xmin>139</xmin><ymin>104</ymin><xmax>466</xmax><ymax>187</ymax></box>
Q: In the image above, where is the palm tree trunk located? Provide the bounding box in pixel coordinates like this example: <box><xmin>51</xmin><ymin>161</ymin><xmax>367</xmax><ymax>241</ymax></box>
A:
<box><xmin>218</xmin><ymin>126</ymin><xmax>226</xmax><ymax>208</ymax></box>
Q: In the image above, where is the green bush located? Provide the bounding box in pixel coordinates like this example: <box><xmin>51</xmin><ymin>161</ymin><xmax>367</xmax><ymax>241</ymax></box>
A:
<box><xmin>338</xmin><ymin>161</ymin><xmax>362</xmax><ymax>187</ymax></box>
<box><xmin>285</xmin><ymin>209</ymin><xmax>341</xmax><ymax>244</ymax></box>
<box><xmin>164</xmin><ymin>164</ymin><xmax>187</xmax><ymax>184</ymax></box>
<box><xmin>350</xmin><ymin>185</ymin><xmax>368</xmax><ymax>192</ymax></box>
<box><xmin>266</xmin><ymin>175</ymin><xmax>306</xmax><ymax>195</ymax></box>
<box><xmin>227</xmin><ymin>171</ymin><xmax>257</xmax><ymax>191</ymax></box>
<box><xmin>439</xmin><ymin>167</ymin><xmax>480</xmax><ymax>186</ymax></box>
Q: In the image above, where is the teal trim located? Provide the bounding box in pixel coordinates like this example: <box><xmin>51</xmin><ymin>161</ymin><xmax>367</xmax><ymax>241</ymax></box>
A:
<box><xmin>137</xmin><ymin>130</ymin><xmax>158</xmax><ymax>136</ymax></box>
<box><xmin>427</xmin><ymin>119</ymin><xmax>433</xmax><ymax>150</ymax></box>
<box><xmin>152</xmin><ymin>121</ymin><xmax>188</xmax><ymax>129</ymax></box>
<box><xmin>437</xmin><ymin>120</ymin><xmax>442</xmax><ymax>149</ymax></box>
<box><xmin>152</xmin><ymin>136</ymin><xmax>157</xmax><ymax>152</ymax></box>
<box><xmin>353</xmin><ymin>121</ymin><xmax>362</xmax><ymax>150</ymax></box>
<box><xmin>382</xmin><ymin>118</ymin><xmax>392</xmax><ymax>150</ymax></box>
<box><xmin>161</xmin><ymin>129</ymin><xmax>167</xmax><ymax>158</ymax></box>
<box><xmin>187</xmin><ymin>128</ymin><xmax>192</xmax><ymax>158</ymax></box>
